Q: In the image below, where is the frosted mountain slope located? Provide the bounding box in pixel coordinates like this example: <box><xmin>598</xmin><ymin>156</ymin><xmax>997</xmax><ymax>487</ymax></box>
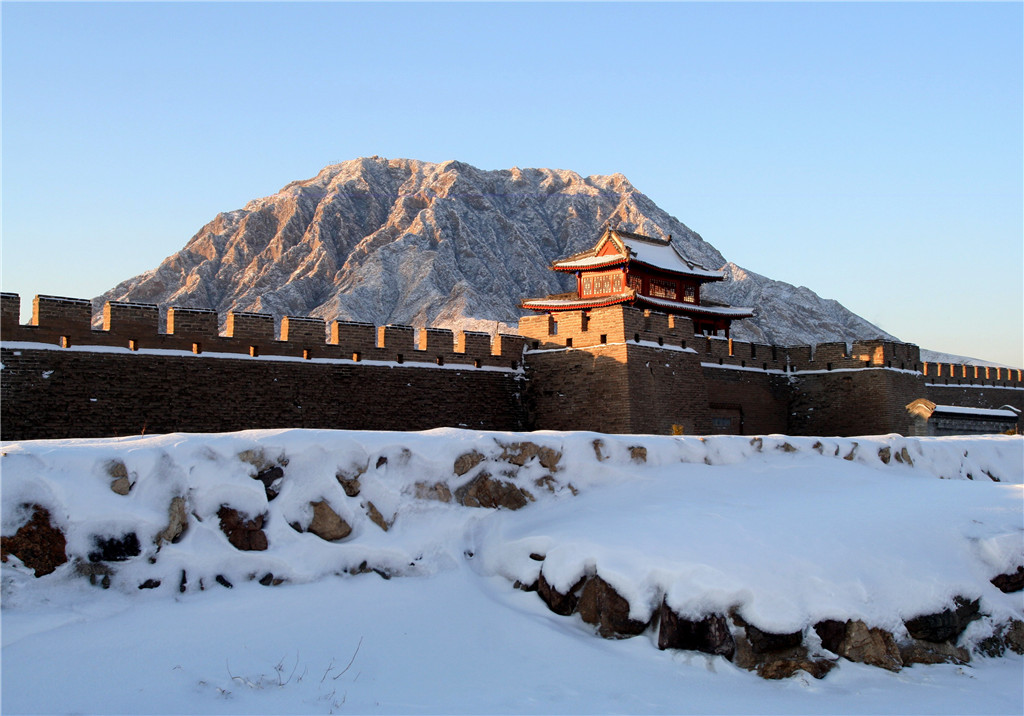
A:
<box><xmin>99</xmin><ymin>157</ymin><xmax>892</xmax><ymax>344</ymax></box>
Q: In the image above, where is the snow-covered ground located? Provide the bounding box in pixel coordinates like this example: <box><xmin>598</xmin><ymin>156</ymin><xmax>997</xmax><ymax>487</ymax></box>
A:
<box><xmin>2</xmin><ymin>429</ymin><xmax>1022</xmax><ymax>715</ymax></box>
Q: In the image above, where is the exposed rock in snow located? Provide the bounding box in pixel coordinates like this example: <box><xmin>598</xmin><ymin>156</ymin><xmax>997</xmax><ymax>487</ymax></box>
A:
<box><xmin>99</xmin><ymin>157</ymin><xmax>893</xmax><ymax>345</ymax></box>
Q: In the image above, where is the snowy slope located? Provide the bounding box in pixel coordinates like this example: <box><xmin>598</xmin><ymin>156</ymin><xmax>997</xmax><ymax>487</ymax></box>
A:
<box><xmin>98</xmin><ymin>157</ymin><xmax>894</xmax><ymax>345</ymax></box>
<box><xmin>2</xmin><ymin>429</ymin><xmax>1022</xmax><ymax>714</ymax></box>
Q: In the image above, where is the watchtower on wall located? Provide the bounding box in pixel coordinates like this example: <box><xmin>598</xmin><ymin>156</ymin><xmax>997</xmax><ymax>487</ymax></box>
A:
<box><xmin>519</xmin><ymin>305</ymin><xmax>714</xmax><ymax>434</ymax></box>
<box><xmin>521</xmin><ymin>227</ymin><xmax>753</xmax><ymax>336</ymax></box>
<box><xmin>1</xmin><ymin>288</ymin><xmax>1020</xmax><ymax>440</ymax></box>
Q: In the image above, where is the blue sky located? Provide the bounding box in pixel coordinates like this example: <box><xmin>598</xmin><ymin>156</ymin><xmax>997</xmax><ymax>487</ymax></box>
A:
<box><xmin>3</xmin><ymin>2</ymin><xmax>1021</xmax><ymax>366</ymax></box>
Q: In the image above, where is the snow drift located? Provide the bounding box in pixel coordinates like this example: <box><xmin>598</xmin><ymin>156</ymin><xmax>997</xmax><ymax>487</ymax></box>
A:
<box><xmin>2</xmin><ymin>430</ymin><xmax>1022</xmax><ymax>712</ymax></box>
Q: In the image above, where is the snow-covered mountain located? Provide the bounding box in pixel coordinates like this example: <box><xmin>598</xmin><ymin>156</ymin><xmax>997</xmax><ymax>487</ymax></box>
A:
<box><xmin>99</xmin><ymin>157</ymin><xmax>895</xmax><ymax>345</ymax></box>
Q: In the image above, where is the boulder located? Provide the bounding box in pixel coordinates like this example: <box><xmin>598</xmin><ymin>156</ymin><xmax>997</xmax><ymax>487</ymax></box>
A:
<box><xmin>76</xmin><ymin>560</ymin><xmax>114</xmax><ymax>587</ymax></box>
<box><xmin>628</xmin><ymin>446</ymin><xmax>647</xmax><ymax>463</ymax></box>
<box><xmin>253</xmin><ymin>465</ymin><xmax>284</xmax><ymax>501</ymax></box>
<box><xmin>758</xmin><ymin>652</ymin><xmax>836</xmax><ymax>680</ymax></box>
<box><xmin>656</xmin><ymin>601</ymin><xmax>734</xmax><ymax>658</ymax></box>
<box><xmin>822</xmin><ymin>620</ymin><xmax>902</xmax><ymax>671</ymax></box>
<box><xmin>306</xmin><ymin>500</ymin><xmax>352</xmax><ymax>542</ymax></box>
<box><xmin>155</xmin><ymin>496</ymin><xmax>188</xmax><ymax>546</ymax></box>
<box><xmin>454</xmin><ymin>450</ymin><xmax>486</xmax><ymax>476</ymax></box>
<box><xmin>337</xmin><ymin>476</ymin><xmax>361</xmax><ymax>497</ymax></box>
<box><xmin>904</xmin><ymin>597</ymin><xmax>979</xmax><ymax>643</ymax></box>
<box><xmin>814</xmin><ymin>619</ymin><xmax>846</xmax><ymax>654</ymax></box>
<box><xmin>365</xmin><ymin>501</ymin><xmax>391</xmax><ymax>532</ymax></box>
<box><xmin>744</xmin><ymin>624</ymin><xmax>803</xmax><ymax>654</ymax></box>
<box><xmin>336</xmin><ymin>463</ymin><xmax>367</xmax><ymax>497</ymax></box>
<box><xmin>218</xmin><ymin>506</ymin><xmax>268</xmax><ymax>551</ymax></box>
<box><xmin>0</xmin><ymin>505</ymin><xmax>68</xmax><ymax>577</ymax></box>
<box><xmin>88</xmin><ymin>532</ymin><xmax>141</xmax><ymax>562</ymax></box>
<box><xmin>991</xmin><ymin>566</ymin><xmax>1024</xmax><ymax>593</ymax></box>
<box><xmin>537</xmin><ymin>572</ymin><xmax>586</xmax><ymax>616</ymax></box>
<box><xmin>454</xmin><ymin>472</ymin><xmax>532</xmax><ymax>510</ymax></box>
<box><xmin>899</xmin><ymin>639</ymin><xmax>970</xmax><ymax>665</ymax></box>
<box><xmin>577</xmin><ymin>575</ymin><xmax>648</xmax><ymax>639</ymax></box>
<box><xmin>413</xmin><ymin>482</ymin><xmax>452</xmax><ymax>503</ymax></box>
<box><xmin>259</xmin><ymin>573</ymin><xmax>286</xmax><ymax>587</ymax></box>
<box><xmin>733</xmin><ymin>624</ymin><xmax>834</xmax><ymax>680</ymax></box>
<box><xmin>1006</xmin><ymin>620</ymin><xmax>1024</xmax><ymax>654</ymax></box>
<box><xmin>499</xmin><ymin>442</ymin><xmax>561</xmax><ymax>470</ymax></box>
<box><xmin>106</xmin><ymin>460</ymin><xmax>133</xmax><ymax>494</ymax></box>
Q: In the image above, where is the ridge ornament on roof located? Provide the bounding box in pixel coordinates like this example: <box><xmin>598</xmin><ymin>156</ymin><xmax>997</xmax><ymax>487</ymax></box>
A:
<box><xmin>523</xmin><ymin>227</ymin><xmax>753</xmax><ymax>337</ymax></box>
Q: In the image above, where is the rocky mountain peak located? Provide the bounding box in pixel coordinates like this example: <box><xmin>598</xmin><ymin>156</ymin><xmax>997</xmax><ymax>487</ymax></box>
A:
<box><xmin>99</xmin><ymin>157</ymin><xmax>893</xmax><ymax>344</ymax></box>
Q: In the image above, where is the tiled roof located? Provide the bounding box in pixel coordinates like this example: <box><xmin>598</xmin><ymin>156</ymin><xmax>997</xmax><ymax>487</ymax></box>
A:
<box><xmin>634</xmin><ymin>294</ymin><xmax>754</xmax><ymax>318</ymax></box>
<box><xmin>520</xmin><ymin>293</ymin><xmax>633</xmax><ymax>311</ymax></box>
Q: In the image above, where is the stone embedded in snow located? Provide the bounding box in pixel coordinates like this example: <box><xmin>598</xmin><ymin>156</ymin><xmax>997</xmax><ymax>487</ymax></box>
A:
<box><xmin>454</xmin><ymin>472</ymin><xmax>533</xmax><ymax>510</ymax></box>
<box><xmin>730</xmin><ymin>617</ymin><xmax>835</xmax><ymax>680</ymax></box>
<box><xmin>904</xmin><ymin>597</ymin><xmax>980</xmax><ymax>643</ymax></box>
<box><xmin>537</xmin><ymin>572</ymin><xmax>586</xmax><ymax>617</ymax></box>
<box><xmin>742</xmin><ymin>622</ymin><xmax>804</xmax><ymax>654</ymax></box>
<box><xmin>217</xmin><ymin>506</ymin><xmax>268</xmax><ymax>551</ymax></box>
<box><xmin>76</xmin><ymin>560</ymin><xmax>113</xmax><ymax>588</ymax></box>
<box><xmin>305</xmin><ymin>500</ymin><xmax>352</xmax><ymax>542</ymax></box>
<box><xmin>252</xmin><ymin>465</ymin><xmax>284</xmax><ymax>501</ymax></box>
<box><xmin>338</xmin><ymin>475</ymin><xmax>362</xmax><ymax>497</ymax></box>
<box><xmin>978</xmin><ymin>620</ymin><xmax>1024</xmax><ymax>657</ymax></box>
<box><xmin>155</xmin><ymin>496</ymin><xmax>188</xmax><ymax>546</ymax></box>
<box><xmin>412</xmin><ymin>481</ymin><xmax>452</xmax><ymax>503</ymax></box>
<box><xmin>453</xmin><ymin>450</ymin><xmax>485</xmax><ymax>477</ymax></box>
<box><xmin>498</xmin><ymin>442</ymin><xmax>562</xmax><ymax>471</ymax></box>
<box><xmin>88</xmin><ymin>532</ymin><xmax>140</xmax><ymax>563</ymax></box>
<box><xmin>0</xmin><ymin>505</ymin><xmax>68</xmax><ymax>577</ymax></box>
<box><xmin>106</xmin><ymin>460</ymin><xmax>132</xmax><ymax>495</ymax></box>
<box><xmin>899</xmin><ymin>640</ymin><xmax>970</xmax><ymax>666</ymax></box>
<box><xmin>656</xmin><ymin>602</ymin><xmax>735</xmax><ymax>658</ymax></box>
<box><xmin>820</xmin><ymin>620</ymin><xmax>902</xmax><ymax>672</ymax></box>
<box><xmin>991</xmin><ymin>566</ymin><xmax>1024</xmax><ymax>593</ymax></box>
<box><xmin>364</xmin><ymin>501</ymin><xmax>391</xmax><ymax>532</ymax></box>
<box><xmin>577</xmin><ymin>575</ymin><xmax>649</xmax><ymax>639</ymax></box>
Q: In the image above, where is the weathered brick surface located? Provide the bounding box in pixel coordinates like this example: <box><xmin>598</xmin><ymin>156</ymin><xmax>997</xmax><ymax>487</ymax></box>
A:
<box><xmin>524</xmin><ymin>344</ymin><xmax>632</xmax><ymax>433</ymax></box>
<box><xmin>703</xmin><ymin>367</ymin><xmax>791</xmax><ymax>435</ymax></box>
<box><xmin>924</xmin><ymin>384</ymin><xmax>1022</xmax><ymax>413</ymax></box>
<box><xmin>626</xmin><ymin>344</ymin><xmax>711</xmax><ymax>435</ymax></box>
<box><xmin>788</xmin><ymin>369</ymin><xmax>923</xmax><ymax>436</ymax></box>
<box><xmin>166</xmin><ymin>307</ymin><xmax>218</xmax><ymax>339</ymax></box>
<box><xmin>1</xmin><ymin>348</ymin><xmax>526</xmax><ymax>440</ymax></box>
<box><xmin>2</xmin><ymin>294</ymin><xmax>1019</xmax><ymax>440</ymax></box>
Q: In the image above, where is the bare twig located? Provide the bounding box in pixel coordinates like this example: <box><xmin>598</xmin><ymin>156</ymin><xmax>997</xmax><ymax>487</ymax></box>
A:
<box><xmin>321</xmin><ymin>658</ymin><xmax>336</xmax><ymax>684</ymax></box>
<box><xmin>333</xmin><ymin>637</ymin><xmax>363</xmax><ymax>680</ymax></box>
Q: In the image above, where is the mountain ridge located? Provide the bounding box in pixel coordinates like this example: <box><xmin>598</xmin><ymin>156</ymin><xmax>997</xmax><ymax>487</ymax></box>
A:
<box><xmin>100</xmin><ymin>156</ymin><xmax>896</xmax><ymax>347</ymax></box>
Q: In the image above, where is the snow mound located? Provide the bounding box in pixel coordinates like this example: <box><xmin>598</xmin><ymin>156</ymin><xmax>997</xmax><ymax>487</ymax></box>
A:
<box><xmin>3</xmin><ymin>430</ymin><xmax>1020</xmax><ymax>628</ymax></box>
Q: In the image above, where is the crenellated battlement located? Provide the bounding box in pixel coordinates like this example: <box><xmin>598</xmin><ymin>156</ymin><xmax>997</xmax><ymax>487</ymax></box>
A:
<box><xmin>519</xmin><ymin>305</ymin><xmax>950</xmax><ymax>375</ymax></box>
<box><xmin>1</xmin><ymin>294</ymin><xmax>1019</xmax><ymax>441</ymax></box>
<box><xmin>0</xmin><ymin>293</ymin><xmax>527</xmax><ymax>369</ymax></box>
<box><xmin>922</xmin><ymin>361</ymin><xmax>1023</xmax><ymax>387</ymax></box>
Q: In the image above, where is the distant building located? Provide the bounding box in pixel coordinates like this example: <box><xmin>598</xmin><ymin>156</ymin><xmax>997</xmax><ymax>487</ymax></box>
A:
<box><xmin>521</xmin><ymin>227</ymin><xmax>753</xmax><ymax>337</ymax></box>
<box><xmin>905</xmin><ymin>399</ymin><xmax>1019</xmax><ymax>436</ymax></box>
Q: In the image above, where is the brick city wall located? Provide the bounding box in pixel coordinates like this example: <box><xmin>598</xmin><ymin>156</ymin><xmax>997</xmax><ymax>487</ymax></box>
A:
<box><xmin>0</xmin><ymin>293</ymin><xmax>527</xmax><ymax>440</ymax></box>
<box><xmin>2</xmin><ymin>294</ymin><xmax>1020</xmax><ymax>440</ymax></box>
